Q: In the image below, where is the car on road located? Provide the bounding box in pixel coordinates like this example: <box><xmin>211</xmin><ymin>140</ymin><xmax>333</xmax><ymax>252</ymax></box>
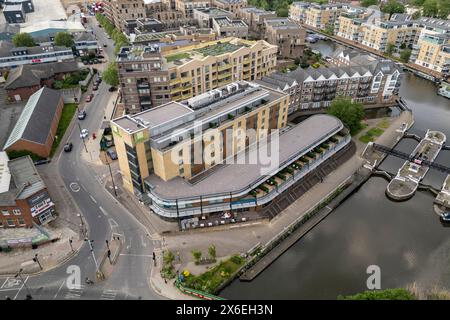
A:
<box><xmin>92</xmin><ymin>84</ymin><xmax>98</xmax><ymax>91</ymax></box>
<box><xmin>441</xmin><ymin>212</ymin><xmax>450</xmax><ymax>222</ymax></box>
<box><xmin>85</xmin><ymin>94</ymin><xmax>94</xmax><ymax>102</ymax></box>
<box><xmin>80</xmin><ymin>129</ymin><xmax>89</xmax><ymax>139</ymax></box>
<box><xmin>64</xmin><ymin>142</ymin><xmax>73</xmax><ymax>152</ymax></box>
<box><xmin>34</xmin><ymin>159</ymin><xmax>51</xmax><ymax>166</ymax></box>
<box><xmin>106</xmin><ymin>149</ymin><xmax>118</xmax><ymax>160</ymax></box>
<box><xmin>103</xmin><ymin>43</ymin><xmax>108</xmax><ymax>47</ymax></box>
<box><xmin>77</xmin><ymin>110</ymin><xmax>87</xmax><ymax>120</ymax></box>
<box><xmin>95</xmin><ymin>78</ymin><xmax>102</xmax><ymax>85</ymax></box>
<box><xmin>108</xmin><ymin>86</ymin><xmax>116</xmax><ymax>92</ymax></box>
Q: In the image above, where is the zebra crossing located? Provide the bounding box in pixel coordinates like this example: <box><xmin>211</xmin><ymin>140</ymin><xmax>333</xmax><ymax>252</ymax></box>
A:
<box><xmin>100</xmin><ymin>289</ymin><xmax>117</xmax><ymax>300</ymax></box>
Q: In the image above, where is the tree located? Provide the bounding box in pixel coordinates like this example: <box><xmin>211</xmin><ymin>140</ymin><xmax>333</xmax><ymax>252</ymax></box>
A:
<box><xmin>12</xmin><ymin>33</ymin><xmax>36</xmax><ymax>47</ymax></box>
<box><xmin>381</xmin><ymin>0</ymin><xmax>405</xmax><ymax>19</ymax></box>
<box><xmin>437</xmin><ymin>0</ymin><xmax>450</xmax><ymax>19</ymax></box>
<box><xmin>400</xmin><ymin>49</ymin><xmax>412</xmax><ymax>63</ymax></box>
<box><xmin>412</xmin><ymin>10</ymin><xmax>422</xmax><ymax>19</ymax></box>
<box><xmin>103</xmin><ymin>63</ymin><xmax>119</xmax><ymax>87</ymax></box>
<box><xmin>208</xmin><ymin>245</ymin><xmax>216</xmax><ymax>261</ymax></box>
<box><xmin>192</xmin><ymin>250</ymin><xmax>202</xmax><ymax>264</ymax></box>
<box><xmin>327</xmin><ymin>97</ymin><xmax>365</xmax><ymax>135</ymax></box>
<box><xmin>54</xmin><ymin>32</ymin><xmax>74</xmax><ymax>48</ymax></box>
<box><xmin>338</xmin><ymin>288</ymin><xmax>415</xmax><ymax>300</ymax></box>
<box><xmin>276</xmin><ymin>7</ymin><xmax>289</xmax><ymax>17</ymax></box>
<box><xmin>422</xmin><ymin>0</ymin><xmax>438</xmax><ymax>17</ymax></box>
<box><xmin>163</xmin><ymin>250</ymin><xmax>175</xmax><ymax>266</ymax></box>
<box><xmin>386</xmin><ymin>43</ymin><xmax>396</xmax><ymax>56</ymax></box>
<box><xmin>360</xmin><ymin>0</ymin><xmax>378</xmax><ymax>7</ymax></box>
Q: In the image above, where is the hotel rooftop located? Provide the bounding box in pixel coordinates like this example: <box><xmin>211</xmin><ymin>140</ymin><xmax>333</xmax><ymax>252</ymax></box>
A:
<box><xmin>113</xmin><ymin>81</ymin><xmax>285</xmax><ymax>147</ymax></box>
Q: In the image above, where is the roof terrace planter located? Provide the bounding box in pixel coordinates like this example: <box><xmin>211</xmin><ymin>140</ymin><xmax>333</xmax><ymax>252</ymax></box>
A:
<box><xmin>307</xmin><ymin>151</ymin><xmax>316</xmax><ymax>158</ymax></box>
<box><xmin>299</xmin><ymin>156</ymin><xmax>309</xmax><ymax>163</ymax></box>
<box><xmin>276</xmin><ymin>172</ymin><xmax>287</xmax><ymax>181</ymax></box>
<box><xmin>227</xmin><ymin>113</ymin><xmax>235</xmax><ymax>120</ymax></box>
<box><xmin>283</xmin><ymin>167</ymin><xmax>294</xmax><ymax>175</ymax></box>
<box><xmin>258</xmin><ymin>185</ymin><xmax>269</xmax><ymax>193</ymax></box>
<box><xmin>329</xmin><ymin>136</ymin><xmax>338</xmax><ymax>143</ymax></box>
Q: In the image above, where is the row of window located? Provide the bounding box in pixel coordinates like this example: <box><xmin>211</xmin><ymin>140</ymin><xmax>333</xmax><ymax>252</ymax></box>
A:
<box><xmin>1</xmin><ymin>208</ymin><xmax>22</xmax><ymax>216</ymax></box>
<box><xmin>0</xmin><ymin>218</ymin><xmax>26</xmax><ymax>227</ymax></box>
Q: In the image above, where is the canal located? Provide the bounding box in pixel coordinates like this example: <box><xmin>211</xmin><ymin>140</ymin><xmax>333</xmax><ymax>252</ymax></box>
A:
<box><xmin>221</xmin><ymin>42</ymin><xmax>450</xmax><ymax>299</ymax></box>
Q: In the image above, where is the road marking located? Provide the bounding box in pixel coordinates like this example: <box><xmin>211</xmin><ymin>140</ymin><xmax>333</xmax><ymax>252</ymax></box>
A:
<box><xmin>80</xmin><ymin>184</ymin><xmax>87</xmax><ymax>191</ymax></box>
<box><xmin>0</xmin><ymin>277</ymin><xmax>10</xmax><ymax>289</ymax></box>
<box><xmin>53</xmin><ymin>280</ymin><xmax>66</xmax><ymax>300</ymax></box>
<box><xmin>108</xmin><ymin>218</ymin><xmax>118</xmax><ymax>228</ymax></box>
<box><xmin>89</xmin><ymin>195</ymin><xmax>97</xmax><ymax>203</ymax></box>
<box><xmin>65</xmin><ymin>284</ymin><xmax>85</xmax><ymax>300</ymax></box>
<box><xmin>100</xmin><ymin>290</ymin><xmax>117</xmax><ymax>300</ymax></box>
<box><xmin>13</xmin><ymin>276</ymin><xmax>28</xmax><ymax>300</ymax></box>
<box><xmin>99</xmin><ymin>206</ymin><xmax>108</xmax><ymax>216</ymax></box>
<box><xmin>119</xmin><ymin>253</ymin><xmax>153</xmax><ymax>257</ymax></box>
<box><xmin>69</xmin><ymin>182</ymin><xmax>80</xmax><ymax>193</ymax></box>
<box><xmin>2</xmin><ymin>277</ymin><xmax>21</xmax><ymax>289</ymax></box>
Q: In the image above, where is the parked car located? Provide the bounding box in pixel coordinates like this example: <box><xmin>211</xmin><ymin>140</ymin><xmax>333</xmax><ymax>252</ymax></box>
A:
<box><xmin>77</xmin><ymin>110</ymin><xmax>87</xmax><ymax>120</ymax></box>
<box><xmin>34</xmin><ymin>159</ymin><xmax>51</xmax><ymax>166</ymax></box>
<box><xmin>64</xmin><ymin>142</ymin><xmax>73</xmax><ymax>152</ymax></box>
<box><xmin>92</xmin><ymin>84</ymin><xmax>98</xmax><ymax>91</ymax></box>
<box><xmin>108</xmin><ymin>86</ymin><xmax>116</xmax><ymax>92</ymax></box>
<box><xmin>103</xmin><ymin>43</ymin><xmax>108</xmax><ymax>47</ymax></box>
<box><xmin>80</xmin><ymin>129</ymin><xmax>89</xmax><ymax>139</ymax></box>
<box><xmin>106</xmin><ymin>149</ymin><xmax>118</xmax><ymax>160</ymax></box>
<box><xmin>85</xmin><ymin>94</ymin><xmax>94</xmax><ymax>102</ymax></box>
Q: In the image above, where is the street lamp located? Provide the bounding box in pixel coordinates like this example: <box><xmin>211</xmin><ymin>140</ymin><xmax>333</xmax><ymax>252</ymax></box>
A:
<box><xmin>33</xmin><ymin>254</ymin><xmax>43</xmax><ymax>270</ymax></box>
<box><xmin>106</xmin><ymin>157</ymin><xmax>118</xmax><ymax>197</ymax></box>
<box><xmin>15</xmin><ymin>269</ymin><xmax>32</xmax><ymax>300</ymax></box>
<box><xmin>85</xmin><ymin>238</ymin><xmax>100</xmax><ymax>277</ymax></box>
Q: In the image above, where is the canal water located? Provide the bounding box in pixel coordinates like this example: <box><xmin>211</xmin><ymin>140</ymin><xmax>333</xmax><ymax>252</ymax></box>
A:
<box><xmin>221</xmin><ymin>41</ymin><xmax>450</xmax><ymax>299</ymax></box>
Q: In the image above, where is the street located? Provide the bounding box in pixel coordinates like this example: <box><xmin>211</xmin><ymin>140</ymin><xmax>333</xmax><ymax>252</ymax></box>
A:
<box><xmin>0</xmin><ymin>17</ymin><xmax>162</xmax><ymax>300</ymax></box>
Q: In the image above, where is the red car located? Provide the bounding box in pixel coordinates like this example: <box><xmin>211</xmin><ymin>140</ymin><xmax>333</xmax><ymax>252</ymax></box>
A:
<box><xmin>85</xmin><ymin>94</ymin><xmax>94</xmax><ymax>102</ymax></box>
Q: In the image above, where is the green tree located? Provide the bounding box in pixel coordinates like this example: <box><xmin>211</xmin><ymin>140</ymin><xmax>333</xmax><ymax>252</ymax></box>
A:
<box><xmin>422</xmin><ymin>0</ymin><xmax>438</xmax><ymax>17</ymax></box>
<box><xmin>54</xmin><ymin>32</ymin><xmax>75</xmax><ymax>48</ymax></box>
<box><xmin>102</xmin><ymin>63</ymin><xmax>119</xmax><ymax>87</ymax></box>
<box><xmin>360</xmin><ymin>0</ymin><xmax>378</xmax><ymax>7</ymax></box>
<box><xmin>208</xmin><ymin>245</ymin><xmax>216</xmax><ymax>261</ymax></box>
<box><xmin>386</xmin><ymin>42</ymin><xmax>396</xmax><ymax>56</ymax></box>
<box><xmin>437</xmin><ymin>0</ymin><xmax>450</xmax><ymax>19</ymax></box>
<box><xmin>192</xmin><ymin>250</ymin><xmax>202</xmax><ymax>264</ymax></box>
<box><xmin>12</xmin><ymin>33</ymin><xmax>36</xmax><ymax>47</ymax></box>
<box><xmin>338</xmin><ymin>288</ymin><xmax>415</xmax><ymax>300</ymax></box>
<box><xmin>327</xmin><ymin>97</ymin><xmax>365</xmax><ymax>135</ymax></box>
<box><xmin>400</xmin><ymin>48</ymin><xmax>412</xmax><ymax>63</ymax></box>
<box><xmin>163</xmin><ymin>250</ymin><xmax>175</xmax><ymax>266</ymax></box>
<box><xmin>276</xmin><ymin>7</ymin><xmax>289</xmax><ymax>17</ymax></box>
<box><xmin>381</xmin><ymin>0</ymin><xmax>405</xmax><ymax>19</ymax></box>
<box><xmin>412</xmin><ymin>10</ymin><xmax>422</xmax><ymax>19</ymax></box>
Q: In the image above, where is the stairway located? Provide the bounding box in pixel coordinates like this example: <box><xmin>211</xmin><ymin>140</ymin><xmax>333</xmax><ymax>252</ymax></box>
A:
<box><xmin>0</xmin><ymin>86</ymin><xmax>8</xmax><ymax>105</ymax></box>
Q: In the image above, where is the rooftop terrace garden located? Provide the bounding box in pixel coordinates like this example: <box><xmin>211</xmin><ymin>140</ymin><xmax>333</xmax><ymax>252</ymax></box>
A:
<box><xmin>194</xmin><ymin>42</ymin><xmax>245</xmax><ymax>56</ymax></box>
<box><xmin>165</xmin><ymin>52</ymin><xmax>191</xmax><ymax>62</ymax></box>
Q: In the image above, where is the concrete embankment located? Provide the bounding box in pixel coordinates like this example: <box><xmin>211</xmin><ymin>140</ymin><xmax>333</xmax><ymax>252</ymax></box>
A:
<box><xmin>239</xmin><ymin>166</ymin><xmax>371</xmax><ymax>281</ymax></box>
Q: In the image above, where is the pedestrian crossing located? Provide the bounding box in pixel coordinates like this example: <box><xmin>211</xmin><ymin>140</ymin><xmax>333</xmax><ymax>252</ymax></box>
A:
<box><xmin>100</xmin><ymin>289</ymin><xmax>117</xmax><ymax>300</ymax></box>
<box><xmin>64</xmin><ymin>285</ymin><xmax>85</xmax><ymax>300</ymax></box>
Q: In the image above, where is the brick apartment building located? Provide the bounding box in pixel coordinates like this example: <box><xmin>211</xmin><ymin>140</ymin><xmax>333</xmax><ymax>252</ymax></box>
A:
<box><xmin>0</xmin><ymin>152</ymin><xmax>56</xmax><ymax>228</ymax></box>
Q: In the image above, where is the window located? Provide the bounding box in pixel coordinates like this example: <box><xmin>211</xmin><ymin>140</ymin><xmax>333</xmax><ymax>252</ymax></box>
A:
<box><xmin>13</xmin><ymin>209</ymin><xmax>21</xmax><ymax>215</ymax></box>
<box><xmin>1</xmin><ymin>210</ymin><xmax>9</xmax><ymax>216</ymax></box>
<box><xmin>7</xmin><ymin>219</ymin><xmax>15</xmax><ymax>227</ymax></box>
<box><xmin>18</xmin><ymin>218</ymin><xmax>25</xmax><ymax>226</ymax></box>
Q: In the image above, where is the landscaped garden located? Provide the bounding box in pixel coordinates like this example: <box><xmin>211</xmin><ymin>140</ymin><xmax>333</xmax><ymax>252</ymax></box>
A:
<box><xmin>181</xmin><ymin>255</ymin><xmax>245</xmax><ymax>294</ymax></box>
<box><xmin>359</xmin><ymin>127</ymin><xmax>384</xmax><ymax>143</ymax></box>
<box><xmin>166</xmin><ymin>52</ymin><xmax>191</xmax><ymax>62</ymax></box>
<box><xmin>53</xmin><ymin>70</ymin><xmax>90</xmax><ymax>89</ymax></box>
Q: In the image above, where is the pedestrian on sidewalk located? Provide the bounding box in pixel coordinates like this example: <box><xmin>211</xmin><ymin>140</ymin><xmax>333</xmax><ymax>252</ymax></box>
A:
<box><xmin>176</xmin><ymin>251</ymin><xmax>180</xmax><ymax>262</ymax></box>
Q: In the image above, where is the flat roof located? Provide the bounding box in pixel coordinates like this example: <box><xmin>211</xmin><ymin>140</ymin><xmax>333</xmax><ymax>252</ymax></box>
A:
<box><xmin>113</xmin><ymin>102</ymin><xmax>193</xmax><ymax>133</ymax></box>
<box><xmin>145</xmin><ymin>114</ymin><xmax>343</xmax><ymax>199</ymax></box>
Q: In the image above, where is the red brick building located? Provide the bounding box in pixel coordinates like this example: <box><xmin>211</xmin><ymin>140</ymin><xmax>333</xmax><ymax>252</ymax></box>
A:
<box><xmin>4</xmin><ymin>61</ymin><xmax>79</xmax><ymax>102</ymax></box>
<box><xmin>0</xmin><ymin>152</ymin><xmax>56</xmax><ymax>228</ymax></box>
<box><xmin>3</xmin><ymin>87</ymin><xmax>64</xmax><ymax>158</ymax></box>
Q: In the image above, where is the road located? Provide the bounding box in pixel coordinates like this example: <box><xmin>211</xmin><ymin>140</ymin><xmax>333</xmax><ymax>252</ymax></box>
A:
<box><xmin>0</xmin><ymin>16</ymin><xmax>162</xmax><ymax>300</ymax></box>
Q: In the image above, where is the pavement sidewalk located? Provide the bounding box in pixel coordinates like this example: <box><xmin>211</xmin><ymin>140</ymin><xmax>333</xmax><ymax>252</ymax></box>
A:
<box><xmin>148</xmin><ymin>111</ymin><xmax>413</xmax><ymax>299</ymax></box>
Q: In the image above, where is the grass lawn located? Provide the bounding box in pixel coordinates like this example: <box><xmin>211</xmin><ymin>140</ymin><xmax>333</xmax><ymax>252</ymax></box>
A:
<box><xmin>51</xmin><ymin>103</ymin><xmax>78</xmax><ymax>157</ymax></box>
<box><xmin>377</xmin><ymin>119</ymin><xmax>391</xmax><ymax>129</ymax></box>
<box><xmin>166</xmin><ymin>52</ymin><xmax>190</xmax><ymax>62</ymax></box>
<box><xmin>182</xmin><ymin>255</ymin><xmax>245</xmax><ymax>294</ymax></box>
<box><xmin>359</xmin><ymin>127</ymin><xmax>384</xmax><ymax>143</ymax></box>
